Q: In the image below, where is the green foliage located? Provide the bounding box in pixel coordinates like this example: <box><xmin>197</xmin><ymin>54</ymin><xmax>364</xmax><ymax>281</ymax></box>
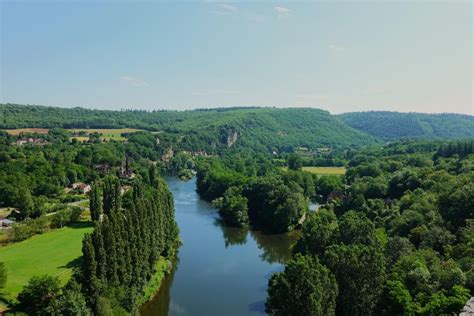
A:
<box><xmin>1</xmin><ymin>104</ymin><xmax>376</xmax><ymax>154</ymax></box>
<box><xmin>339</xmin><ymin>111</ymin><xmax>474</xmax><ymax>140</ymax></box>
<box><xmin>266</xmin><ymin>254</ymin><xmax>338</xmax><ymax>316</ymax></box>
<box><xmin>80</xmin><ymin>175</ymin><xmax>178</xmax><ymax>312</ymax></box>
<box><xmin>287</xmin><ymin>153</ymin><xmax>303</xmax><ymax>170</ymax></box>
<box><xmin>17</xmin><ymin>275</ymin><xmax>61</xmax><ymax>315</ymax></box>
<box><xmin>89</xmin><ymin>183</ymin><xmax>102</xmax><ymax>221</ymax></box>
<box><xmin>0</xmin><ymin>262</ymin><xmax>7</xmax><ymax>289</ymax></box>
<box><xmin>215</xmin><ymin>187</ymin><xmax>249</xmax><ymax>227</ymax></box>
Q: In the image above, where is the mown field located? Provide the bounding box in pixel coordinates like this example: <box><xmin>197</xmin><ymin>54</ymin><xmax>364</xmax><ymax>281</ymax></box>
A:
<box><xmin>2</xmin><ymin>128</ymin><xmax>144</xmax><ymax>141</ymax></box>
<box><xmin>1</xmin><ymin>128</ymin><xmax>49</xmax><ymax>135</ymax></box>
<box><xmin>68</xmin><ymin>128</ymin><xmax>143</xmax><ymax>141</ymax></box>
<box><xmin>0</xmin><ymin>222</ymin><xmax>93</xmax><ymax>300</ymax></box>
<box><xmin>301</xmin><ymin>166</ymin><xmax>346</xmax><ymax>175</ymax></box>
<box><xmin>282</xmin><ymin>166</ymin><xmax>346</xmax><ymax>175</ymax></box>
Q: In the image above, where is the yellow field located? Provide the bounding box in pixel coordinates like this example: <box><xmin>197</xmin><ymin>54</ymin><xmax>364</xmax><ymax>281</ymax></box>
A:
<box><xmin>2</xmin><ymin>128</ymin><xmax>143</xmax><ymax>141</ymax></box>
<box><xmin>2</xmin><ymin>128</ymin><xmax>49</xmax><ymax>135</ymax></box>
<box><xmin>68</xmin><ymin>128</ymin><xmax>143</xmax><ymax>141</ymax></box>
<box><xmin>302</xmin><ymin>166</ymin><xmax>346</xmax><ymax>175</ymax></box>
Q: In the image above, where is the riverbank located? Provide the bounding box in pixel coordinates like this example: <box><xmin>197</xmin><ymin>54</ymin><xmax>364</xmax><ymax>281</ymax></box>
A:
<box><xmin>141</xmin><ymin>177</ymin><xmax>300</xmax><ymax>316</ymax></box>
<box><xmin>138</xmin><ymin>241</ymin><xmax>180</xmax><ymax>308</ymax></box>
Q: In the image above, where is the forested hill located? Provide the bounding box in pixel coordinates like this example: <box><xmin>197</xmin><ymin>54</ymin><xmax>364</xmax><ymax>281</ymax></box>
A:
<box><xmin>0</xmin><ymin>104</ymin><xmax>375</xmax><ymax>150</ymax></box>
<box><xmin>338</xmin><ymin>111</ymin><xmax>474</xmax><ymax>140</ymax></box>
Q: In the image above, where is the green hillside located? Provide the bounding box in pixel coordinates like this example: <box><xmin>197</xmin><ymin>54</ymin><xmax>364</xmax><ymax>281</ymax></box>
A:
<box><xmin>338</xmin><ymin>111</ymin><xmax>474</xmax><ymax>140</ymax></box>
<box><xmin>0</xmin><ymin>104</ymin><xmax>376</xmax><ymax>151</ymax></box>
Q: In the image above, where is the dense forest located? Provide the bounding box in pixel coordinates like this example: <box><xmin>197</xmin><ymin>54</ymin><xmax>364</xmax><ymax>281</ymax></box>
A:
<box><xmin>266</xmin><ymin>140</ymin><xmax>474</xmax><ymax>315</ymax></box>
<box><xmin>1</xmin><ymin>104</ymin><xmax>375</xmax><ymax>153</ymax></box>
<box><xmin>0</xmin><ymin>130</ymin><xmax>179</xmax><ymax>314</ymax></box>
<box><xmin>196</xmin><ymin>154</ymin><xmax>342</xmax><ymax>233</ymax></box>
<box><xmin>338</xmin><ymin>111</ymin><xmax>474</xmax><ymax>140</ymax></box>
<box><xmin>0</xmin><ymin>103</ymin><xmax>473</xmax><ymax>315</ymax></box>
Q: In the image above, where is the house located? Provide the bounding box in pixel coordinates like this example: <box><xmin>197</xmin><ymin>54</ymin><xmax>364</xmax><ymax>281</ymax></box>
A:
<box><xmin>95</xmin><ymin>164</ymin><xmax>109</xmax><ymax>174</ymax></box>
<box><xmin>117</xmin><ymin>156</ymin><xmax>135</xmax><ymax>179</ymax></box>
<box><xmin>16</xmin><ymin>137</ymin><xmax>49</xmax><ymax>146</ymax></box>
<box><xmin>327</xmin><ymin>191</ymin><xmax>345</xmax><ymax>203</ymax></box>
<box><xmin>72</xmin><ymin>182</ymin><xmax>91</xmax><ymax>194</ymax></box>
<box><xmin>0</xmin><ymin>218</ymin><xmax>14</xmax><ymax>228</ymax></box>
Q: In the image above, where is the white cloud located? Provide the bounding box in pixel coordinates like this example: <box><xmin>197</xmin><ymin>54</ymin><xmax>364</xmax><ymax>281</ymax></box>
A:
<box><xmin>119</xmin><ymin>76</ymin><xmax>148</xmax><ymax>87</ymax></box>
<box><xmin>213</xmin><ymin>3</ymin><xmax>239</xmax><ymax>15</ymax></box>
<box><xmin>328</xmin><ymin>44</ymin><xmax>345</xmax><ymax>52</ymax></box>
<box><xmin>274</xmin><ymin>6</ymin><xmax>290</xmax><ymax>18</ymax></box>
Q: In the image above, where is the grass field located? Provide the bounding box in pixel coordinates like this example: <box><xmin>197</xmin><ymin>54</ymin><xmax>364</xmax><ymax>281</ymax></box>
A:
<box><xmin>282</xmin><ymin>166</ymin><xmax>346</xmax><ymax>175</ymax></box>
<box><xmin>1</xmin><ymin>128</ymin><xmax>49</xmax><ymax>135</ymax></box>
<box><xmin>302</xmin><ymin>166</ymin><xmax>346</xmax><ymax>175</ymax></box>
<box><xmin>0</xmin><ymin>222</ymin><xmax>93</xmax><ymax>300</ymax></box>
<box><xmin>68</xmin><ymin>128</ymin><xmax>143</xmax><ymax>141</ymax></box>
<box><xmin>2</xmin><ymin>128</ymin><xmax>143</xmax><ymax>141</ymax></box>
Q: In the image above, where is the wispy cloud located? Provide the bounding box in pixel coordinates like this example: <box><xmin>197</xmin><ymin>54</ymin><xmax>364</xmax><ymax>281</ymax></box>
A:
<box><xmin>328</xmin><ymin>44</ymin><xmax>345</xmax><ymax>52</ymax></box>
<box><xmin>274</xmin><ymin>6</ymin><xmax>290</xmax><ymax>18</ymax></box>
<box><xmin>119</xmin><ymin>76</ymin><xmax>148</xmax><ymax>87</ymax></box>
<box><xmin>213</xmin><ymin>3</ymin><xmax>239</xmax><ymax>15</ymax></box>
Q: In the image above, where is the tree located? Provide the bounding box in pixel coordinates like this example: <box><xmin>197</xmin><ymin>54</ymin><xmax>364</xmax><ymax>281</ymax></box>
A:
<box><xmin>90</xmin><ymin>183</ymin><xmax>102</xmax><ymax>221</ymax></box>
<box><xmin>293</xmin><ymin>209</ymin><xmax>338</xmax><ymax>257</ymax></box>
<box><xmin>217</xmin><ymin>186</ymin><xmax>249</xmax><ymax>227</ymax></box>
<box><xmin>17</xmin><ymin>187</ymin><xmax>34</xmax><ymax>219</ymax></box>
<box><xmin>266</xmin><ymin>254</ymin><xmax>338</xmax><ymax>316</ymax></box>
<box><xmin>324</xmin><ymin>244</ymin><xmax>386</xmax><ymax>315</ymax></box>
<box><xmin>0</xmin><ymin>262</ymin><xmax>6</xmax><ymax>289</ymax></box>
<box><xmin>17</xmin><ymin>275</ymin><xmax>61</xmax><ymax>315</ymax></box>
<box><xmin>287</xmin><ymin>154</ymin><xmax>303</xmax><ymax>171</ymax></box>
<box><xmin>48</xmin><ymin>278</ymin><xmax>90</xmax><ymax>315</ymax></box>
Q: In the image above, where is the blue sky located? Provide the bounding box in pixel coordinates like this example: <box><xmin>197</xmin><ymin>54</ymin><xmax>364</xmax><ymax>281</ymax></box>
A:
<box><xmin>1</xmin><ymin>1</ymin><xmax>472</xmax><ymax>114</ymax></box>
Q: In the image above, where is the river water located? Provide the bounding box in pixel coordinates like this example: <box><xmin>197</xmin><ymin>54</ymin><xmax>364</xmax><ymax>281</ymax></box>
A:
<box><xmin>140</xmin><ymin>177</ymin><xmax>300</xmax><ymax>316</ymax></box>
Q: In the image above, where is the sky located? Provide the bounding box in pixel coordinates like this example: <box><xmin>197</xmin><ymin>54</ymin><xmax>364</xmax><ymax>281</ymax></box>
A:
<box><xmin>0</xmin><ymin>1</ymin><xmax>473</xmax><ymax>114</ymax></box>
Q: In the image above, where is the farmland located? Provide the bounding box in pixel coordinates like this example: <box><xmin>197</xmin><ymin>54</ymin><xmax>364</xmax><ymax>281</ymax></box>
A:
<box><xmin>301</xmin><ymin>166</ymin><xmax>346</xmax><ymax>175</ymax></box>
<box><xmin>1</xmin><ymin>128</ymin><xmax>49</xmax><ymax>135</ymax></box>
<box><xmin>2</xmin><ymin>128</ymin><xmax>144</xmax><ymax>141</ymax></box>
<box><xmin>68</xmin><ymin>128</ymin><xmax>144</xmax><ymax>141</ymax></box>
<box><xmin>281</xmin><ymin>166</ymin><xmax>346</xmax><ymax>175</ymax></box>
<box><xmin>0</xmin><ymin>222</ymin><xmax>93</xmax><ymax>300</ymax></box>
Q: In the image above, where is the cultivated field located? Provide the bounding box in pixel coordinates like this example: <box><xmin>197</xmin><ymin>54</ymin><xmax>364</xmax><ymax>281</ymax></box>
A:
<box><xmin>68</xmin><ymin>128</ymin><xmax>143</xmax><ymax>141</ymax></box>
<box><xmin>302</xmin><ymin>166</ymin><xmax>346</xmax><ymax>175</ymax></box>
<box><xmin>2</xmin><ymin>128</ymin><xmax>144</xmax><ymax>141</ymax></box>
<box><xmin>1</xmin><ymin>128</ymin><xmax>49</xmax><ymax>135</ymax></box>
<box><xmin>0</xmin><ymin>222</ymin><xmax>93</xmax><ymax>299</ymax></box>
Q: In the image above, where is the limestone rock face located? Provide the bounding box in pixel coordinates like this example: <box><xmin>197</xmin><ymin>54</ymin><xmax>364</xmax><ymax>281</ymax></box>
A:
<box><xmin>227</xmin><ymin>131</ymin><xmax>239</xmax><ymax>147</ymax></box>
<box><xmin>460</xmin><ymin>297</ymin><xmax>474</xmax><ymax>316</ymax></box>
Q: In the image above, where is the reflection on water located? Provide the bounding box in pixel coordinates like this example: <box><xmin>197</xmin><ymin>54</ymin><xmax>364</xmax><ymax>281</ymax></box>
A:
<box><xmin>140</xmin><ymin>178</ymin><xmax>299</xmax><ymax>316</ymax></box>
<box><xmin>141</xmin><ymin>258</ymin><xmax>178</xmax><ymax>315</ymax></box>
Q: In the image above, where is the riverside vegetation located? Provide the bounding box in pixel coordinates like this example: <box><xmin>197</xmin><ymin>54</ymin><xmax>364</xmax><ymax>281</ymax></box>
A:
<box><xmin>0</xmin><ymin>104</ymin><xmax>473</xmax><ymax>315</ymax></box>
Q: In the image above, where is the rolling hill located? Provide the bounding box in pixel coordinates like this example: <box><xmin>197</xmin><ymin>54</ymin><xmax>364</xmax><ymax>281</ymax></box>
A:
<box><xmin>0</xmin><ymin>104</ymin><xmax>376</xmax><ymax>151</ymax></box>
<box><xmin>338</xmin><ymin>111</ymin><xmax>474</xmax><ymax>140</ymax></box>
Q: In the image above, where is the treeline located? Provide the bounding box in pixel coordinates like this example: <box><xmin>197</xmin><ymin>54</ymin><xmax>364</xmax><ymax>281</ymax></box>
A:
<box><xmin>1</xmin><ymin>103</ymin><xmax>376</xmax><ymax>154</ymax></box>
<box><xmin>196</xmin><ymin>154</ymin><xmax>343</xmax><ymax>233</ymax></box>
<box><xmin>13</xmin><ymin>173</ymin><xmax>179</xmax><ymax>315</ymax></box>
<box><xmin>338</xmin><ymin>111</ymin><xmax>474</xmax><ymax>140</ymax></box>
<box><xmin>266</xmin><ymin>140</ymin><xmax>474</xmax><ymax>315</ymax></box>
<box><xmin>81</xmin><ymin>174</ymin><xmax>178</xmax><ymax>313</ymax></box>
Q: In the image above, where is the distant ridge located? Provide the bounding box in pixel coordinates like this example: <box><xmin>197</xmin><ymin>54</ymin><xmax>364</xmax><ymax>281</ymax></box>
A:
<box><xmin>337</xmin><ymin>111</ymin><xmax>474</xmax><ymax>140</ymax></box>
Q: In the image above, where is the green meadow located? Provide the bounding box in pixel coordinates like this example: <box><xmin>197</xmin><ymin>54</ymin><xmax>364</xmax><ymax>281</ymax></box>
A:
<box><xmin>0</xmin><ymin>222</ymin><xmax>93</xmax><ymax>300</ymax></box>
<box><xmin>301</xmin><ymin>166</ymin><xmax>346</xmax><ymax>175</ymax></box>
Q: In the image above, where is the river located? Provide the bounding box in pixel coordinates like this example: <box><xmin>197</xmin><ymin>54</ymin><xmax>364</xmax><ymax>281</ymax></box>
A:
<box><xmin>140</xmin><ymin>177</ymin><xmax>300</xmax><ymax>316</ymax></box>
